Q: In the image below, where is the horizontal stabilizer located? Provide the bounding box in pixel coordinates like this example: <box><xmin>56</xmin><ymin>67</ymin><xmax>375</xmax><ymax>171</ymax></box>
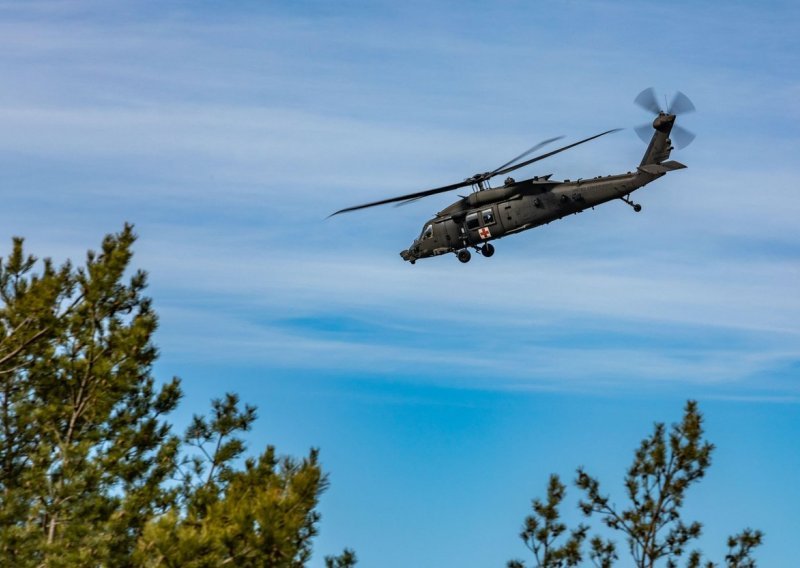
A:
<box><xmin>638</xmin><ymin>160</ymin><xmax>687</xmax><ymax>175</ymax></box>
<box><xmin>660</xmin><ymin>160</ymin><xmax>687</xmax><ymax>170</ymax></box>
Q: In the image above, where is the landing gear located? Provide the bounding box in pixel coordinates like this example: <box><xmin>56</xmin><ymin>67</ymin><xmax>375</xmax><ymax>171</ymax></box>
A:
<box><xmin>621</xmin><ymin>195</ymin><xmax>642</xmax><ymax>212</ymax></box>
<box><xmin>457</xmin><ymin>244</ymin><xmax>495</xmax><ymax>262</ymax></box>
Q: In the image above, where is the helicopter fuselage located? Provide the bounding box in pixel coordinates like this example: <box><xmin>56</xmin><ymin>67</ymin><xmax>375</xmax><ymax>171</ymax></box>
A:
<box><xmin>400</xmin><ymin>165</ymin><xmax>680</xmax><ymax>263</ymax></box>
<box><xmin>400</xmin><ymin>112</ymin><xmax>686</xmax><ymax>264</ymax></box>
<box><xmin>331</xmin><ymin>94</ymin><xmax>693</xmax><ymax>263</ymax></box>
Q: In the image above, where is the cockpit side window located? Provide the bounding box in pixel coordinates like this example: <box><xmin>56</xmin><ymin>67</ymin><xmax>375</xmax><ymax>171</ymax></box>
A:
<box><xmin>466</xmin><ymin>213</ymin><xmax>480</xmax><ymax>230</ymax></box>
<box><xmin>421</xmin><ymin>224</ymin><xmax>433</xmax><ymax>240</ymax></box>
<box><xmin>482</xmin><ymin>208</ymin><xmax>495</xmax><ymax>225</ymax></box>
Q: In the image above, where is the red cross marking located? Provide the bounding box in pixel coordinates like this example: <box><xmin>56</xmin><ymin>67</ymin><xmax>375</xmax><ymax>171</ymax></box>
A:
<box><xmin>478</xmin><ymin>227</ymin><xmax>491</xmax><ymax>240</ymax></box>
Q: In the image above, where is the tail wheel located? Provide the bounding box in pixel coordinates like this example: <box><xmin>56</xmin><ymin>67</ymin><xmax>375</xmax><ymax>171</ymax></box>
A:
<box><xmin>481</xmin><ymin>243</ymin><xmax>495</xmax><ymax>257</ymax></box>
<box><xmin>457</xmin><ymin>249</ymin><xmax>471</xmax><ymax>263</ymax></box>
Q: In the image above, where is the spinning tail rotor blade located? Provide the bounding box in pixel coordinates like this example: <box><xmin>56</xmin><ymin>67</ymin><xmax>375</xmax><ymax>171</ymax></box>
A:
<box><xmin>634</xmin><ymin>87</ymin><xmax>662</xmax><ymax>115</ymax></box>
<box><xmin>668</xmin><ymin>91</ymin><xmax>696</xmax><ymax>115</ymax></box>
<box><xmin>671</xmin><ymin>124</ymin><xmax>696</xmax><ymax>149</ymax></box>
<box><xmin>635</xmin><ymin>122</ymin><xmax>695</xmax><ymax>148</ymax></box>
<box><xmin>635</xmin><ymin>123</ymin><xmax>653</xmax><ymax>143</ymax></box>
<box><xmin>633</xmin><ymin>88</ymin><xmax>696</xmax><ymax>149</ymax></box>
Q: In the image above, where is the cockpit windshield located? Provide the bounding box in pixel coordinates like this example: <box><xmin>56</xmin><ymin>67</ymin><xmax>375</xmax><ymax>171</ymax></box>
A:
<box><xmin>421</xmin><ymin>224</ymin><xmax>433</xmax><ymax>240</ymax></box>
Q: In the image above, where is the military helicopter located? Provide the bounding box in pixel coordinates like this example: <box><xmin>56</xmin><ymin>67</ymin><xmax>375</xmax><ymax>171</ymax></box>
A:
<box><xmin>330</xmin><ymin>88</ymin><xmax>695</xmax><ymax>264</ymax></box>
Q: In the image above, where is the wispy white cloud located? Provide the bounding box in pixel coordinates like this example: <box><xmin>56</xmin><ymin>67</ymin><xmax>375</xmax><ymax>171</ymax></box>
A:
<box><xmin>153</xmin><ymin>299</ymin><xmax>800</xmax><ymax>395</ymax></box>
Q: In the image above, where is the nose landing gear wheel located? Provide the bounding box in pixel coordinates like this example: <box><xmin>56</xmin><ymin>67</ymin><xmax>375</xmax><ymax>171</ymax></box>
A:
<box><xmin>457</xmin><ymin>249</ymin><xmax>472</xmax><ymax>263</ymax></box>
<box><xmin>481</xmin><ymin>243</ymin><xmax>495</xmax><ymax>257</ymax></box>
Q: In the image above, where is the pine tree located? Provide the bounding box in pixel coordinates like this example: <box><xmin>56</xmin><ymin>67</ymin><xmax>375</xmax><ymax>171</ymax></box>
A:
<box><xmin>510</xmin><ymin>401</ymin><xmax>762</xmax><ymax>567</ymax></box>
<box><xmin>507</xmin><ymin>474</ymin><xmax>592</xmax><ymax>568</ymax></box>
<box><xmin>0</xmin><ymin>226</ymin><xmax>355</xmax><ymax>566</ymax></box>
<box><xmin>0</xmin><ymin>236</ymin><xmax>74</xmax><ymax>559</ymax></box>
<box><xmin>135</xmin><ymin>393</ymin><xmax>334</xmax><ymax>567</ymax></box>
<box><xmin>0</xmin><ymin>225</ymin><xmax>181</xmax><ymax>565</ymax></box>
<box><xmin>325</xmin><ymin>548</ymin><xmax>358</xmax><ymax>568</ymax></box>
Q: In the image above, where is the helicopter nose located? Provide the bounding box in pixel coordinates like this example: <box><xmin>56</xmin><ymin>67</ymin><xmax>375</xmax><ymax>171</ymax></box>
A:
<box><xmin>400</xmin><ymin>239</ymin><xmax>420</xmax><ymax>262</ymax></box>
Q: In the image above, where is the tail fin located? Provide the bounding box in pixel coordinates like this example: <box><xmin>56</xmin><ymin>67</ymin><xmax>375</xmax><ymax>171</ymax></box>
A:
<box><xmin>634</xmin><ymin>88</ymin><xmax>695</xmax><ymax>166</ymax></box>
<box><xmin>639</xmin><ymin>113</ymin><xmax>677</xmax><ymax>166</ymax></box>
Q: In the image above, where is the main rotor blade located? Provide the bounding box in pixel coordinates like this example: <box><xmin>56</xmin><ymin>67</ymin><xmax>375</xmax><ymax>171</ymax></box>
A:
<box><xmin>491</xmin><ymin>128</ymin><xmax>622</xmax><ymax>179</ymax></box>
<box><xmin>668</xmin><ymin>91</ymin><xmax>696</xmax><ymax>116</ymax></box>
<box><xmin>488</xmin><ymin>136</ymin><xmax>563</xmax><ymax>176</ymax></box>
<box><xmin>328</xmin><ymin>177</ymin><xmax>476</xmax><ymax>217</ymax></box>
<box><xmin>329</xmin><ymin>129</ymin><xmax>621</xmax><ymax>217</ymax></box>
<box><xmin>634</xmin><ymin>87</ymin><xmax>662</xmax><ymax>115</ymax></box>
<box><xmin>393</xmin><ymin>196</ymin><xmax>425</xmax><ymax>207</ymax></box>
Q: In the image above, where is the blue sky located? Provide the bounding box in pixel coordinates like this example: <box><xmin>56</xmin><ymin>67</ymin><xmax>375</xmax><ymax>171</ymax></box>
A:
<box><xmin>1</xmin><ymin>0</ymin><xmax>798</xmax><ymax>565</ymax></box>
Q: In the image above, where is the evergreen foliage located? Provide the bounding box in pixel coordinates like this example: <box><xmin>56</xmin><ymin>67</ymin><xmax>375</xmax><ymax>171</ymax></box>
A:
<box><xmin>325</xmin><ymin>548</ymin><xmax>358</xmax><ymax>568</ymax></box>
<box><xmin>0</xmin><ymin>226</ymin><xmax>354</xmax><ymax>566</ymax></box>
<box><xmin>507</xmin><ymin>474</ymin><xmax>590</xmax><ymax>568</ymax></box>
<box><xmin>511</xmin><ymin>402</ymin><xmax>762</xmax><ymax>567</ymax></box>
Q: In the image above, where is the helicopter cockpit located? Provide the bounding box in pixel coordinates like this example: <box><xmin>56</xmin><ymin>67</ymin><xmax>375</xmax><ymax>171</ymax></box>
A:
<box><xmin>421</xmin><ymin>224</ymin><xmax>433</xmax><ymax>241</ymax></box>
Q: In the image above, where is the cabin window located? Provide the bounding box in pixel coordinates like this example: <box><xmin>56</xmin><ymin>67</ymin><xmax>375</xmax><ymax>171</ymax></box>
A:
<box><xmin>482</xmin><ymin>208</ymin><xmax>495</xmax><ymax>225</ymax></box>
<box><xmin>421</xmin><ymin>224</ymin><xmax>433</xmax><ymax>240</ymax></box>
<box><xmin>466</xmin><ymin>213</ymin><xmax>480</xmax><ymax>230</ymax></box>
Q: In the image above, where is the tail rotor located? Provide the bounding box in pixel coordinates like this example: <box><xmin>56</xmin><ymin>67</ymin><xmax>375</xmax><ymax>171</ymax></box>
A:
<box><xmin>634</xmin><ymin>88</ymin><xmax>696</xmax><ymax>149</ymax></box>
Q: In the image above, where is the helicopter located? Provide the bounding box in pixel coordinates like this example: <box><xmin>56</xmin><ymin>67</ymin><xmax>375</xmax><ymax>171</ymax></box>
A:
<box><xmin>330</xmin><ymin>88</ymin><xmax>695</xmax><ymax>264</ymax></box>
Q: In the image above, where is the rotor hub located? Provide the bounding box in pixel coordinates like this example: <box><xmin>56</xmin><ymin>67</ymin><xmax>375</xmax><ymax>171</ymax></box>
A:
<box><xmin>653</xmin><ymin>113</ymin><xmax>676</xmax><ymax>130</ymax></box>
